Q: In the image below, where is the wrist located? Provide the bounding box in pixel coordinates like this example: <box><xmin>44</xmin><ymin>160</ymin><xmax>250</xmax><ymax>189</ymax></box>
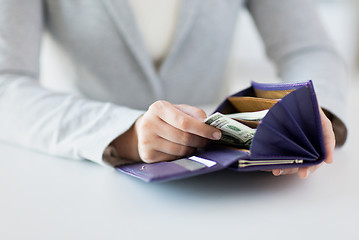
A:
<box><xmin>110</xmin><ymin>120</ymin><xmax>141</xmax><ymax>161</ymax></box>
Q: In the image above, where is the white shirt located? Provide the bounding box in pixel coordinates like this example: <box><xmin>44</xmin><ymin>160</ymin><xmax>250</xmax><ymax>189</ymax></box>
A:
<box><xmin>128</xmin><ymin>0</ymin><xmax>181</xmax><ymax>68</ymax></box>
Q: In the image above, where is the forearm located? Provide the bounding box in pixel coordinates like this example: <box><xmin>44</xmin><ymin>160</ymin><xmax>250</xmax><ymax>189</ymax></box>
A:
<box><xmin>0</xmin><ymin>73</ymin><xmax>144</xmax><ymax>164</ymax></box>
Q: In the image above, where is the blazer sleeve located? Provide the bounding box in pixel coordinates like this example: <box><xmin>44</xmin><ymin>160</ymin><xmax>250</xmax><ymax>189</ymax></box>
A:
<box><xmin>0</xmin><ymin>1</ymin><xmax>144</xmax><ymax>165</ymax></box>
<box><xmin>246</xmin><ymin>0</ymin><xmax>348</xmax><ymax>146</ymax></box>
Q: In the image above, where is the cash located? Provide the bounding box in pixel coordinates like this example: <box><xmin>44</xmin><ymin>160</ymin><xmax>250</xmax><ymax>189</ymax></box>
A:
<box><xmin>204</xmin><ymin>112</ymin><xmax>256</xmax><ymax>148</ymax></box>
<box><xmin>225</xmin><ymin>109</ymin><xmax>268</xmax><ymax>121</ymax></box>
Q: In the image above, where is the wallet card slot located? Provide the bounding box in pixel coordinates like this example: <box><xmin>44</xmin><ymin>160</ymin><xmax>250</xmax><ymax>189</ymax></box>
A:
<box><xmin>250</xmin><ymin>122</ymin><xmax>318</xmax><ymax>160</ymax></box>
<box><xmin>227</xmin><ymin>97</ymin><xmax>277</xmax><ymax>113</ymax></box>
<box><xmin>254</xmin><ymin>89</ymin><xmax>294</xmax><ymax>99</ymax></box>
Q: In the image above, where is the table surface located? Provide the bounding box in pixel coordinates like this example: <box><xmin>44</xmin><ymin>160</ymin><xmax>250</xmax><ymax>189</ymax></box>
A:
<box><xmin>1</xmin><ymin>81</ymin><xmax>358</xmax><ymax>240</ymax></box>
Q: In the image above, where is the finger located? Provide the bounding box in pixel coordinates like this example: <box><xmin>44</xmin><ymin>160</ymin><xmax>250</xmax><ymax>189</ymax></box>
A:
<box><xmin>139</xmin><ymin>112</ymin><xmax>208</xmax><ymax>148</ymax></box>
<box><xmin>298</xmin><ymin>162</ymin><xmax>324</xmax><ymax>179</ymax></box>
<box><xmin>140</xmin><ymin>150</ymin><xmax>184</xmax><ymax>164</ymax></box>
<box><xmin>323</xmin><ymin>125</ymin><xmax>335</xmax><ymax>164</ymax></box>
<box><xmin>281</xmin><ymin>168</ymin><xmax>299</xmax><ymax>175</ymax></box>
<box><xmin>174</xmin><ymin>104</ymin><xmax>207</xmax><ymax>121</ymax></box>
<box><xmin>298</xmin><ymin>167</ymin><xmax>310</xmax><ymax>179</ymax></box>
<box><xmin>150</xmin><ymin>101</ymin><xmax>221</xmax><ymax>140</ymax></box>
<box><xmin>311</xmin><ymin>162</ymin><xmax>324</xmax><ymax>173</ymax></box>
<box><xmin>156</xmin><ymin>119</ymin><xmax>208</xmax><ymax>148</ymax></box>
<box><xmin>272</xmin><ymin>169</ymin><xmax>283</xmax><ymax>176</ymax></box>
<box><xmin>319</xmin><ymin>108</ymin><xmax>335</xmax><ymax>164</ymax></box>
<box><xmin>139</xmin><ymin>136</ymin><xmax>196</xmax><ymax>163</ymax></box>
<box><xmin>272</xmin><ymin>168</ymin><xmax>298</xmax><ymax>176</ymax></box>
<box><xmin>155</xmin><ymin>137</ymin><xmax>196</xmax><ymax>157</ymax></box>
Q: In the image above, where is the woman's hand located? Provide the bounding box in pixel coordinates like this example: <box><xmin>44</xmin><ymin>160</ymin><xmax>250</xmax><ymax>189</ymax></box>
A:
<box><xmin>271</xmin><ymin>108</ymin><xmax>336</xmax><ymax>178</ymax></box>
<box><xmin>112</xmin><ymin>101</ymin><xmax>222</xmax><ymax>163</ymax></box>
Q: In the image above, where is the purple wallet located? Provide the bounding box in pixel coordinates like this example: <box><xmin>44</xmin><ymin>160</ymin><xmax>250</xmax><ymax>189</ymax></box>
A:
<box><xmin>116</xmin><ymin>81</ymin><xmax>326</xmax><ymax>182</ymax></box>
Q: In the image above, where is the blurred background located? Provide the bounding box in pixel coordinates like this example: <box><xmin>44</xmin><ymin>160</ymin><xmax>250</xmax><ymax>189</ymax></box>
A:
<box><xmin>221</xmin><ymin>0</ymin><xmax>359</xmax><ymax>154</ymax></box>
<box><xmin>226</xmin><ymin>0</ymin><xmax>358</xmax><ymax>90</ymax></box>
<box><xmin>40</xmin><ymin>0</ymin><xmax>359</xmax><ymax>98</ymax></box>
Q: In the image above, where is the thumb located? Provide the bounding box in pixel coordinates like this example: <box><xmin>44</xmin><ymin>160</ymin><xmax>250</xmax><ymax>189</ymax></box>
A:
<box><xmin>174</xmin><ymin>104</ymin><xmax>207</xmax><ymax>121</ymax></box>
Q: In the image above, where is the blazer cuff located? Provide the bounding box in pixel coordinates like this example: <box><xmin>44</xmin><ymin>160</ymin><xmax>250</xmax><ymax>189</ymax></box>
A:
<box><xmin>102</xmin><ymin>145</ymin><xmax>142</xmax><ymax>167</ymax></box>
<box><xmin>77</xmin><ymin>105</ymin><xmax>145</xmax><ymax>166</ymax></box>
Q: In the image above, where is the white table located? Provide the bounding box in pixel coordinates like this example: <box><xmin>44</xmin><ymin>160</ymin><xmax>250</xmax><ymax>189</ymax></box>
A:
<box><xmin>1</xmin><ymin>81</ymin><xmax>358</xmax><ymax>240</ymax></box>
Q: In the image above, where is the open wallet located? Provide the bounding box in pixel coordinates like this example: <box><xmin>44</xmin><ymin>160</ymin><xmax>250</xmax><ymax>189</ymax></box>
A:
<box><xmin>116</xmin><ymin>80</ymin><xmax>326</xmax><ymax>182</ymax></box>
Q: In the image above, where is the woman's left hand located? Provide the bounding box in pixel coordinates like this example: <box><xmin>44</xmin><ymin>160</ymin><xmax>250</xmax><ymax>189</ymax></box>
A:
<box><xmin>271</xmin><ymin>108</ymin><xmax>336</xmax><ymax>178</ymax></box>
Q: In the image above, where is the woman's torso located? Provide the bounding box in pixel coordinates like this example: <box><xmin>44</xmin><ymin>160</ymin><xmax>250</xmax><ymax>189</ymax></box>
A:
<box><xmin>44</xmin><ymin>0</ymin><xmax>245</xmax><ymax>109</ymax></box>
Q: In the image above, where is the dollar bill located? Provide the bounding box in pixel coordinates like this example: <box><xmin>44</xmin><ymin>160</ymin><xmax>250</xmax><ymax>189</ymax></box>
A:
<box><xmin>204</xmin><ymin>112</ymin><xmax>256</xmax><ymax>148</ymax></box>
<box><xmin>225</xmin><ymin>109</ymin><xmax>268</xmax><ymax>121</ymax></box>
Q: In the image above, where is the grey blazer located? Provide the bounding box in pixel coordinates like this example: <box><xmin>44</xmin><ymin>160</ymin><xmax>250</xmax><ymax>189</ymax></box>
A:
<box><xmin>0</xmin><ymin>0</ymin><xmax>347</xmax><ymax>164</ymax></box>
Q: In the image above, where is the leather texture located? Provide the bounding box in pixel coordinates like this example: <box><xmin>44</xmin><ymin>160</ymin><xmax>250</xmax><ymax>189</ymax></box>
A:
<box><xmin>116</xmin><ymin>81</ymin><xmax>325</xmax><ymax>182</ymax></box>
<box><xmin>117</xmin><ymin>148</ymin><xmax>249</xmax><ymax>182</ymax></box>
<box><xmin>230</xmin><ymin>80</ymin><xmax>326</xmax><ymax>172</ymax></box>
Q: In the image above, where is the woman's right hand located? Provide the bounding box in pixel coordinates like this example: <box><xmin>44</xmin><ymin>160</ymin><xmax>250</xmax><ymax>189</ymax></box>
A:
<box><xmin>112</xmin><ymin>100</ymin><xmax>222</xmax><ymax>163</ymax></box>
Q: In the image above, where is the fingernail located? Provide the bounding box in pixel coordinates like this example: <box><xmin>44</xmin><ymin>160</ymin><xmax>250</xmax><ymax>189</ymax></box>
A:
<box><xmin>212</xmin><ymin>131</ymin><xmax>221</xmax><ymax>140</ymax></box>
<box><xmin>305</xmin><ymin>169</ymin><xmax>311</xmax><ymax>178</ymax></box>
<box><xmin>274</xmin><ymin>169</ymin><xmax>283</xmax><ymax>176</ymax></box>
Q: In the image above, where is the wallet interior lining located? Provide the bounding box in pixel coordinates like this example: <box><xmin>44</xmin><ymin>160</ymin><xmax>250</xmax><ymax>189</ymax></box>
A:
<box><xmin>254</xmin><ymin>89</ymin><xmax>294</xmax><ymax>99</ymax></box>
<box><xmin>227</xmin><ymin>96</ymin><xmax>278</xmax><ymax>113</ymax></box>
